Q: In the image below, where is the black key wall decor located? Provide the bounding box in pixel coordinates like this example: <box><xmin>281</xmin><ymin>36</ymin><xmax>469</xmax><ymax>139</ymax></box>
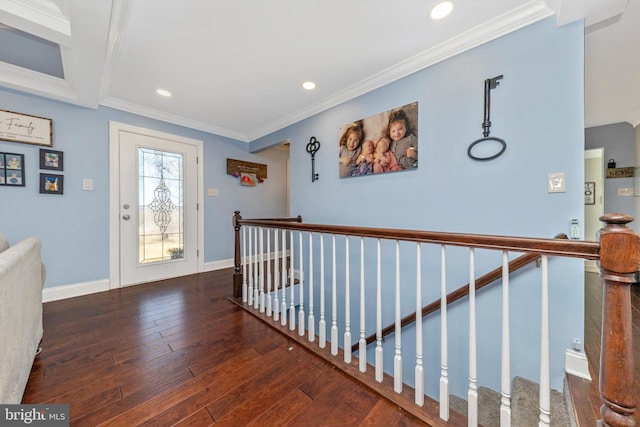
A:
<box><xmin>306</xmin><ymin>136</ymin><xmax>320</xmax><ymax>182</ymax></box>
<box><xmin>467</xmin><ymin>75</ymin><xmax>507</xmax><ymax>161</ymax></box>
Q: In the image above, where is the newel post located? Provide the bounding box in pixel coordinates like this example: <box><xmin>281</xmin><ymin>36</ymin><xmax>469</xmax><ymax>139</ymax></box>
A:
<box><xmin>233</xmin><ymin>211</ymin><xmax>242</xmax><ymax>298</ymax></box>
<box><xmin>597</xmin><ymin>213</ymin><xmax>639</xmax><ymax>427</ymax></box>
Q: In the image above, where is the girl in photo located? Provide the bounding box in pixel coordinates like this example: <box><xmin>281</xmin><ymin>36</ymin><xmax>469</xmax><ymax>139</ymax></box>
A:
<box><xmin>338</xmin><ymin>121</ymin><xmax>364</xmax><ymax>178</ymax></box>
<box><xmin>385</xmin><ymin>109</ymin><xmax>417</xmax><ymax>169</ymax></box>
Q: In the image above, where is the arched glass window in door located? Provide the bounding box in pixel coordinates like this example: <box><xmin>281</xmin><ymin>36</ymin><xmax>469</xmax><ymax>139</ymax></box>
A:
<box><xmin>138</xmin><ymin>148</ymin><xmax>184</xmax><ymax>264</ymax></box>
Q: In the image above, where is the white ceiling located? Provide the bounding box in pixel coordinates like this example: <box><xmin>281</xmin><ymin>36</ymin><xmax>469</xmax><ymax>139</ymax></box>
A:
<box><xmin>0</xmin><ymin>0</ymin><xmax>636</xmax><ymax>143</ymax></box>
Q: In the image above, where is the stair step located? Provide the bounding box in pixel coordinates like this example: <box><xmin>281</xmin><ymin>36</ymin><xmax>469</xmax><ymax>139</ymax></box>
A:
<box><xmin>450</xmin><ymin>376</ymin><xmax>575</xmax><ymax>426</ymax></box>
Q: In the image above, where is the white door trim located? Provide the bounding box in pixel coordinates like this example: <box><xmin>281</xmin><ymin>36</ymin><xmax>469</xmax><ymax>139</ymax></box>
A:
<box><xmin>109</xmin><ymin>121</ymin><xmax>204</xmax><ymax>288</ymax></box>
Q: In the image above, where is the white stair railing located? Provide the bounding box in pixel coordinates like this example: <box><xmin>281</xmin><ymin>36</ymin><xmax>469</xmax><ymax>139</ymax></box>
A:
<box><xmin>539</xmin><ymin>255</ymin><xmax>551</xmax><ymax>427</ymax></box>
<box><xmin>233</xmin><ymin>217</ymin><xmax>604</xmax><ymax>426</ymax></box>
<box><xmin>344</xmin><ymin>236</ymin><xmax>352</xmax><ymax>364</ymax></box>
<box><xmin>440</xmin><ymin>244</ymin><xmax>449</xmax><ymax>421</ymax></box>
<box><xmin>500</xmin><ymin>251</ymin><xmax>511</xmax><ymax>427</ymax></box>
<box><xmin>468</xmin><ymin>248</ymin><xmax>478</xmax><ymax>426</ymax></box>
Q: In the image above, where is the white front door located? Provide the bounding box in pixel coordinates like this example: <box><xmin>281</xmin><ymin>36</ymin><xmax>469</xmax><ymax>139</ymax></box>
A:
<box><xmin>110</xmin><ymin>122</ymin><xmax>203</xmax><ymax>287</ymax></box>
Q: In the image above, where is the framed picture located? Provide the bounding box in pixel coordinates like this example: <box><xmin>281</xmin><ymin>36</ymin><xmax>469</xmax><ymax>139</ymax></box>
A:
<box><xmin>338</xmin><ymin>102</ymin><xmax>418</xmax><ymax>178</ymax></box>
<box><xmin>0</xmin><ymin>109</ymin><xmax>53</xmax><ymax>147</ymax></box>
<box><xmin>0</xmin><ymin>152</ymin><xmax>25</xmax><ymax>186</ymax></box>
<box><xmin>40</xmin><ymin>173</ymin><xmax>64</xmax><ymax>195</ymax></box>
<box><xmin>585</xmin><ymin>182</ymin><xmax>595</xmax><ymax>205</ymax></box>
<box><xmin>40</xmin><ymin>149</ymin><xmax>63</xmax><ymax>171</ymax></box>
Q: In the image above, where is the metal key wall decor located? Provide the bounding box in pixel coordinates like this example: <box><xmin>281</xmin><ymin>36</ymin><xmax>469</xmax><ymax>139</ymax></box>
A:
<box><xmin>467</xmin><ymin>75</ymin><xmax>506</xmax><ymax>161</ymax></box>
<box><xmin>306</xmin><ymin>136</ymin><xmax>320</xmax><ymax>182</ymax></box>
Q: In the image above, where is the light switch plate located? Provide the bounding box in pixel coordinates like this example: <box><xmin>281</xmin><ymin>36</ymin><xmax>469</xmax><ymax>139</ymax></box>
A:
<box><xmin>82</xmin><ymin>178</ymin><xmax>94</xmax><ymax>191</ymax></box>
<box><xmin>618</xmin><ymin>187</ymin><xmax>633</xmax><ymax>196</ymax></box>
<box><xmin>207</xmin><ymin>188</ymin><xmax>219</xmax><ymax>197</ymax></box>
<box><xmin>547</xmin><ymin>173</ymin><xmax>565</xmax><ymax>193</ymax></box>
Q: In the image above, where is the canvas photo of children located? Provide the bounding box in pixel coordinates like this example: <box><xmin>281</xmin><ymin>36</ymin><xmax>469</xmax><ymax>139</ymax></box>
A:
<box><xmin>338</xmin><ymin>102</ymin><xmax>418</xmax><ymax>178</ymax></box>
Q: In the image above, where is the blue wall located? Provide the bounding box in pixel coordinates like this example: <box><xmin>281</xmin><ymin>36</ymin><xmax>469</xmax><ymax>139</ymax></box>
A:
<box><xmin>585</xmin><ymin>122</ymin><xmax>636</xmax><ymax>221</ymax></box>
<box><xmin>0</xmin><ymin>88</ymin><xmax>289</xmax><ymax>288</ymax></box>
<box><xmin>252</xmin><ymin>17</ymin><xmax>585</xmax><ymax>395</ymax></box>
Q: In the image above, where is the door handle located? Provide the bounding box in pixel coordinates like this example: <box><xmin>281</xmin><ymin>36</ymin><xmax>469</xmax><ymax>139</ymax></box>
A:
<box><xmin>122</xmin><ymin>214</ymin><xmax>131</xmax><ymax>220</ymax></box>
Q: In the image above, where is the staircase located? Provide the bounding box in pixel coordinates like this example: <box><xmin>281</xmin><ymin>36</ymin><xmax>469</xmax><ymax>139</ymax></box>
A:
<box><xmin>450</xmin><ymin>377</ymin><xmax>575</xmax><ymax>426</ymax></box>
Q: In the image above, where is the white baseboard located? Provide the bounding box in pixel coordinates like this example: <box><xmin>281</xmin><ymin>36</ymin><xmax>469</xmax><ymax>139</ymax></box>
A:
<box><xmin>204</xmin><ymin>258</ymin><xmax>234</xmax><ymax>271</ymax></box>
<box><xmin>42</xmin><ymin>279</ymin><xmax>111</xmax><ymax>303</ymax></box>
<box><xmin>565</xmin><ymin>349</ymin><xmax>592</xmax><ymax>381</ymax></box>
<box><xmin>42</xmin><ymin>257</ymin><xmax>247</xmax><ymax>302</ymax></box>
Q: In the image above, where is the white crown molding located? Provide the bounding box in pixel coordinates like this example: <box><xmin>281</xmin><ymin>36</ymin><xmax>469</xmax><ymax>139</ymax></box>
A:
<box><xmin>100</xmin><ymin>96</ymin><xmax>250</xmax><ymax>142</ymax></box>
<box><xmin>0</xmin><ymin>0</ymin><xmax>71</xmax><ymax>45</ymax></box>
<box><xmin>248</xmin><ymin>1</ymin><xmax>554</xmax><ymax>142</ymax></box>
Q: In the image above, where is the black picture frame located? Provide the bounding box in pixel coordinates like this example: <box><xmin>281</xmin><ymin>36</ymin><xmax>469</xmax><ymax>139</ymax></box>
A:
<box><xmin>39</xmin><ymin>173</ymin><xmax>64</xmax><ymax>195</ymax></box>
<box><xmin>585</xmin><ymin>181</ymin><xmax>596</xmax><ymax>205</ymax></box>
<box><xmin>40</xmin><ymin>149</ymin><xmax>63</xmax><ymax>171</ymax></box>
<box><xmin>0</xmin><ymin>152</ymin><xmax>25</xmax><ymax>186</ymax></box>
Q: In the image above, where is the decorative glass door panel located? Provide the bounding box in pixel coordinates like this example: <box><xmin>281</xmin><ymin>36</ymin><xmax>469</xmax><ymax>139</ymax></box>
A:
<box><xmin>116</xmin><ymin>124</ymin><xmax>199</xmax><ymax>287</ymax></box>
<box><xmin>138</xmin><ymin>148</ymin><xmax>184</xmax><ymax>264</ymax></box>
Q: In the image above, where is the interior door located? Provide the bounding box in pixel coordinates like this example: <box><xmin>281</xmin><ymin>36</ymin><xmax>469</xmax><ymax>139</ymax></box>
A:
<box><xmin>115</xmin><ymin>125</ymin><xmax>200</xmax><ymax>286</ymax></box>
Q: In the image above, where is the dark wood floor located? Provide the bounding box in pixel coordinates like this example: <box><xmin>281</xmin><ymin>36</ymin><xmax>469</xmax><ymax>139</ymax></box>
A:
<box><xmin>566</xmin><ymin>272</ymin><xmax>640</xmax><ymax>426</ymax></box>
<box><xmin>23</xmin><ymin>268</ymin><xmax>639</xmax><ymax>426</ymax></box>
<box><xmin>23</xmin><ymin>269</ymin><xmax>428</xmax><ymax>426</ymax></box>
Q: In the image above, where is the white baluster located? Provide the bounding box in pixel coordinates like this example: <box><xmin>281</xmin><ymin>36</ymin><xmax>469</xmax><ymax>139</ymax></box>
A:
<box><xmin>308</xmin><ymin>233</ymin><xmax>315</xmax><ymax>342</ymax></box>
<box><xmin>259</xmin><ymin>227</ymin><xmax>265</xmax><ymax>313</ymax></box>
<box><xmin>319</xmin><ymin>234</ymin><xmax>326</xmax><ymax>348</ymax></box>
<box><xmin>248</xmin><ymin>226</ymin><xmax>253</xmax><ymax>306</ymax></box>
<box><xmin>331</xmin><ymin>235</ymin><xmax>338</xmax><ymax>356</ymax></box>
<box><xmin>468</xmin><ymin>248</ymin><xmax>478</xmax><ymax>427</ymax></box>
<box><xmin>266</xmin><ymin>228</ymin><xmax>272</xmax><ymax>317</ymax></box>
<box><xmin>394</xmin><ymin>240</ymin><xmax>402</xmax><ymax>394</ymax></box>
<box><xmin>281</xmin><ymin>229</ymin><xmax>287</xmax><ymax>326</ymax></box>
<box><xmin>500</xmin><ymin>251</ymin><xmax>511</xmax><ymax>427</ymax></box>
<box><xmin>273</xmin><ymin>228</ymin><xmax>279</xmax><ymax>321</ymax></box>
<box><xmin>242</xmin><ymin>226</ymin><xmax>247</xmax><ymax>302</ymax></box>
<box><xmin>344</xmin><ymin>236</ymin><xmax>352</xmax><ymax>364</ymax></box>
<box><xmin>359</xmin><ymin>237</ymin><xmax>366</xmax><ymax>373</ymax></box>
<box><xmin>289</xmin><ymin>230</ymin><xmax>296</xmax><ymax>330</ymax></box>
<box><xmin>539</xmin><ymin>255</ymin><xmax>550</xmax><ymax>427</ymax></box>
<box><xmin>254</xmin><ymin>227</ymin><xmax>259</xmax><ymax>309</ymax></box>
<box><xmin>375</xmin><ymin>238</ymin><xmax>383</xmax><ymax>382</ymax></box>
<box><xmin>415</xmin><ymin>243</ymin><xmax>424</xmax><ymax>406</ymax></box>
<box><xmin>440</xmin><ymin>245</ymin><xmax>449</xmax><ymax>421</ymax></box>
<box><xmin>298</xmin><ymin>231</ymin><xmax>305</xmax><ymax>336</ymax></box>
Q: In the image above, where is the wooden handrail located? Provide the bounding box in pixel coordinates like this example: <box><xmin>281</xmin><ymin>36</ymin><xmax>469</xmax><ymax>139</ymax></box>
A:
<box><xmin>353</xmin><ymin>233</ymin><xmax>569</xmax><ymax>352</ymax></box>
<box><xmin>236</xmin><ymin>218</ymin><xmax>599</xmax><ymax>259</ymax></box>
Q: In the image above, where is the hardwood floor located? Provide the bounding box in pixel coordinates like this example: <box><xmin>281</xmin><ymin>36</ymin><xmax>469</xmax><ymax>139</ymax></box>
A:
<box><xmin>23</xmin><ymin>268</ymin><xmax>639</xmax><ymax>426</ymax></box>
<box><xmin>23</xmin><ymin>269</ymin><xmax>428</xmax><ymax>426</ymax></box>
<box><xmin>566</xmin><ymin>272</ymin><xmax>640</xmax><ymax>426</ymax></box>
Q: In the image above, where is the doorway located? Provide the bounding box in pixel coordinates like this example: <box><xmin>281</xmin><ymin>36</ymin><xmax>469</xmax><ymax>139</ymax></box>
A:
<box><xmin>584</xmin><ymin>148</ymin><xmax>604</xmax><ymax>272</ymax></box>
<box><xmin>109</xmin><ymin>122</ymin><xmax>204</xmax><ymax>287</ymax></box>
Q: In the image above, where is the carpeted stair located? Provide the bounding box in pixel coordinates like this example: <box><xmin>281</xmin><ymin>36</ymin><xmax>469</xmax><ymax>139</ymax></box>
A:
<box><xmin>450</xmin><ymin>376</ymin><xmax>576</xmax><ymax>426</ymax></box>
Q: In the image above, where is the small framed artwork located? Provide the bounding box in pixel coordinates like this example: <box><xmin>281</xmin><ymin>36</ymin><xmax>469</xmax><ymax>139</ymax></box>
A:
<box><xmin>0</xmin><ymin>152</ymin><xmax>25</xmax><ymax>186</ymax></box>
<box><xmin>584</xmin><ymin>182</ymin><xmax>595</xmax><ymax>205</ymax></box>
<box><xmin>40</xmin><ymin>149</ymin><xmax>63</xmax><ymax>171</ymax></box>
<box><xmin>40</xmin><ymin>173</ymin><xmax>64</xmax><ymax>195</ymax></box>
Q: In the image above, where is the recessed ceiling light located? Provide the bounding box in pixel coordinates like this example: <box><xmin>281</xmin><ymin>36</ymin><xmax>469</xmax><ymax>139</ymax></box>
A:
<box><xmin>430</xmin><ymin>1</ymin><xmax>454</xmax><ymax>20</ymax></box>
<box><xmin>302</xmin><ymin>81</ymin><xmax>316</xmax><ymax>90</ymax></box>
<box><xmin>156</xmin><ymin>88</ymin><xmax>172</xmax><ymax>97</ymax></box>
